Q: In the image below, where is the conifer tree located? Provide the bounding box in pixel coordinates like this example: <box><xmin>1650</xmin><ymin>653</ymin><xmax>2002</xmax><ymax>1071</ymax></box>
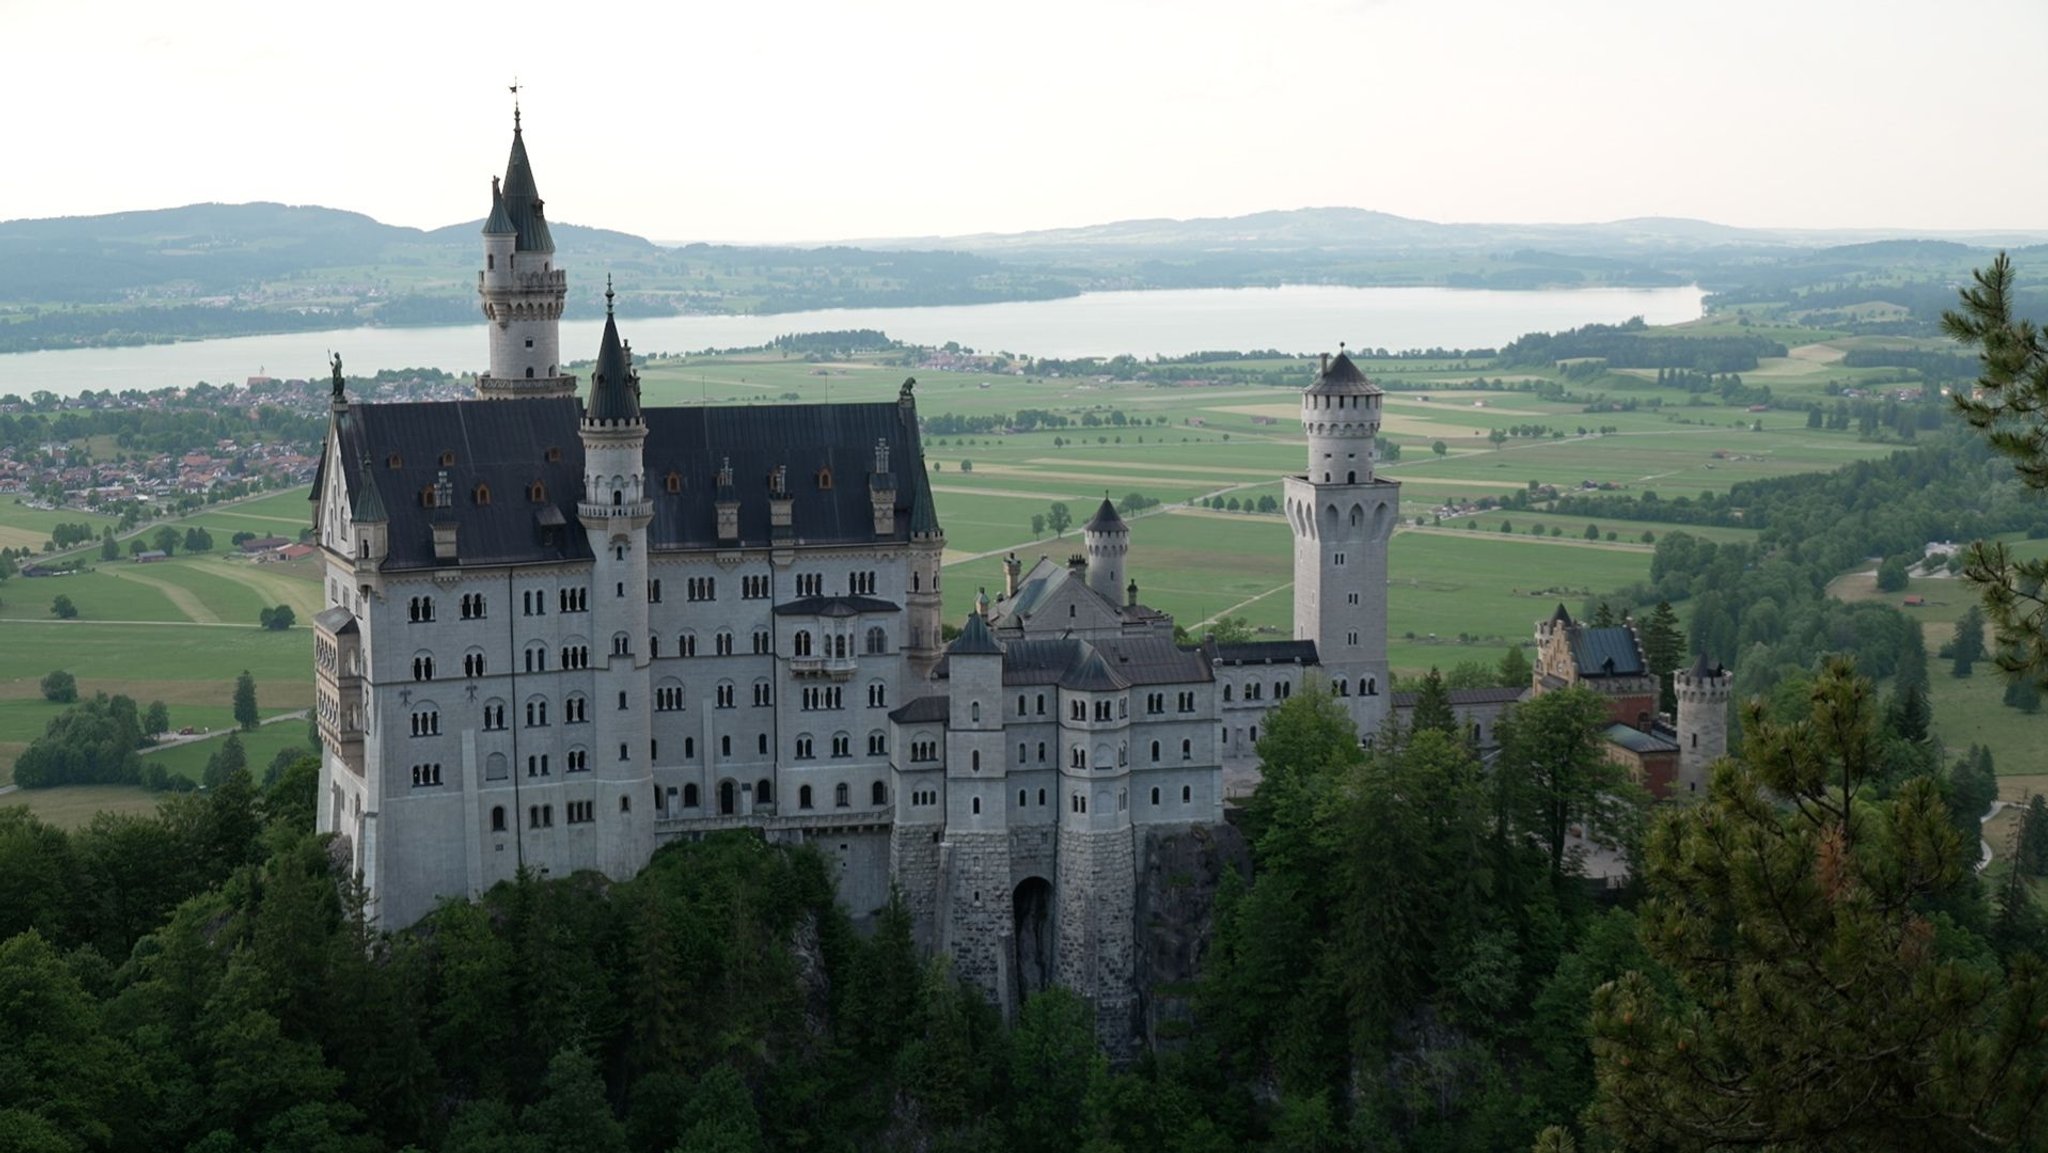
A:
<box><xmin>1498</xmin><ymin>644</ymin><xmax>1533</xmax><ymax>688</ymax></box>
<box><xmin>1592</xmin><ymin>658</ymin><xmax>2048</xmax><ymax>1149</ymax></box>
<box><xmin>1408</xmin><ymin>667</ymin><xmax>1458</xmax><ymax>739</ymax></box>
<box><xmin>232</xmin><ymin>670</ymin><xmax>258</xmax><ymax>731</ymax></box>
<box><xmin>1638</xmin><ymin>600</ymin><xmax>1686</xmax><ymax>715</ymax></box>
<box><xmin>2021</xmin><ymin>794</ymin><xmax>2048</xmax><ymax>878</ymax></box>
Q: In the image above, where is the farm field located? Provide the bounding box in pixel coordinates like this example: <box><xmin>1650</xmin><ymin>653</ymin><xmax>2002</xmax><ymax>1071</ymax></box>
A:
<box><xmin>0</xmin><ymin>784</ymin><xmax>163</xmax><ymax>830</ymax></box>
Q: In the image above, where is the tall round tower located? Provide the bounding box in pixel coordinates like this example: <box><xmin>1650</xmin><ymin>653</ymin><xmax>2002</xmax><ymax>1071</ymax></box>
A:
<box><xmin>1673</xmin><ymin>652</ymin><xmax>1732</xmax><ymax>797</ymax></box>
<box><xmin>578</xmin><ymin>283</ymin><xmax>655</xmax><ymax>875</ymax></box>
<box><xmin>1083</xmin><ymin>497</ymin><xmax>1128</xmax><ymax>605</ymax></box>
<box><xmin>1282</xmin><ymin>349</ymin><xmax>1398</xmax><ymax>738</ymax></box>
<box><xmin>477</xmin><ymin>108</ymin><xmax>576</xmax><ymax>400</ymax></box>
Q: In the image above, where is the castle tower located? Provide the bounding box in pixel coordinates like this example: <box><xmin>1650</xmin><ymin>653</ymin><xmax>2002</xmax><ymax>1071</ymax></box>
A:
<box><xmin>901</xmin><ymin>380</ymin><xmax>947</xmax><ymax>678</ymax></box>
<box><xmin>1054</xmin><ymin>647</ymin><xmax>1138</xmax><ymax>1056</ymax></box>
<box><xmin>1083</xmin><ymin>498</ymin><xmax>1129</xmax><ymax>606</ymax></box>
<box><xmin>1283</xmin><ymin>350</ymin><xmax>1398</xmax><ymax>738</ymax></box>
<box><xmin>578</xmin><ymin>284</ymin><xmax>656</xmax><ymax>876</ymax></box>
<box><xmin>1673</xmin><ymin>652</ymin><xmax>1732</xmax><ymax>796</ymax></box>
<box><xmin>477</xmin><ymin>108</ymin><xmax>576</xmax><ymax>400</ymax></box>
<box><xmin>936</xmin><ymin>612</ymin><xmax>1016</xmax><ymax>1012</ymax></box>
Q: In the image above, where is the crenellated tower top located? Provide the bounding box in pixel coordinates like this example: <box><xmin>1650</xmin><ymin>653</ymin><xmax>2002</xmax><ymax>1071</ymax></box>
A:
<box><xmin>1301</xmin><ymin>346</ymin><xmax>1382</xmax><ymax>485</ymax></box>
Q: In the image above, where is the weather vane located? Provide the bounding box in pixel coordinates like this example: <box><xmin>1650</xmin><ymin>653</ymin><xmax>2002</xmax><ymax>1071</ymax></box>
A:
<box><xmin>509</xmin><ymin>78</ymin><xmax>522</xmax><ymax>127</ymax></box>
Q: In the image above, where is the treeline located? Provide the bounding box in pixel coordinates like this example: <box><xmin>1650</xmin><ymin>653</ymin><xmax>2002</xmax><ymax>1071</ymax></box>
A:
<box><xmin>924</xmin><ymin>408</ymin><xmax>1163</xmax><ymax>436</ymax></box>
<box><xmin>1499</xmin><ymin>316</ymin><xmax>1788</xmax><ymax>372</ymax></box>
<box><xmin>1840</xmin><ymin>346</ymin><xmax>1983</xmax><ymax>380</ymax></box>
<box><xmin>768</xmin><ymin>329</ymin><xmax>899</xmax><ymax>355</ymax></box>
<box><xmin>10</xmin><ymin>692</ymin><xmax>196</xmax><ymax>792</ymax></box>
<box><xmin>0</xmin><ymin>401</ymin><xmax>324</xmax><ymax>456</ymax></box>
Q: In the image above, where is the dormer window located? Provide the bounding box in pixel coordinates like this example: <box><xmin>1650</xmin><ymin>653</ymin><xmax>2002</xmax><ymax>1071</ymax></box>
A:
<box><xmin>440</xmin><ymin>451</ymin><xmax>455</xmax><ymax>467</ymax></box>
<box><xmin>545</xmin><ymin>447</ymin><xmax>562</xmax><ymax>463</ymax></box>
<box><xmin>474</xmin><ymin>484</ymin><xmax>492</xmax><ymax>506</ymax></box>
<box><xmin>421</xmin><ymin>486</ymin><xmax>437</xmax><ymax>509</ymax></box>
<box><xmin>665</xmin><ymin>471</ymin><xmax>681</xmax><ymax>494</ymax></box>
<box><xmin>528</xmin><ymin>480</ymin><xmax>546</xmax><ymax>502</ymax></box>
<box><xmin>387</xmin><ymin>453</ymin><xmax>403</xmax><ymax>469</ymax></box>
<box><xmin>816</xmin><ymin>467</ymin><xmax>833</xmax><ymax>490</ymax></box>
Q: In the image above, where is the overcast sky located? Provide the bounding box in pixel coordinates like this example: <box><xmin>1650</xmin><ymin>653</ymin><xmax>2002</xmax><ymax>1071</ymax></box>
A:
<box><xmin>7</xmin><ymin>0</ymin><xmax>2042</xmax><ymax>242</ymax></box>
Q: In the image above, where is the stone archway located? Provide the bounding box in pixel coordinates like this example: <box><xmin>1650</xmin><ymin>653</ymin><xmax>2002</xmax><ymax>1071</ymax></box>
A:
<box><xmin>1013</xmin><ymin>876</ymin><xmax>1054</xmax><ymax>1001</ymax></box>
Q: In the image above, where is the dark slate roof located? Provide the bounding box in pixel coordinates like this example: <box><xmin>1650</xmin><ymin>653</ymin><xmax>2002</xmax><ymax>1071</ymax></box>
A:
<box><xmin>1392</xmin><ymin>686</ymin><xmax>1526</xmax><ymax>708</ymax></box>
<box><xmin>773</xmin><ymin>595</ymin><xmax>901</xmax><ymax>618</ymax></box>
<box><xmin>888</xmin><ymin>696</ymin><xmax>950</xmax><ymax>724</ymax></box>
<box><xmin>499</xmin><ymin>121</ymin><xmax>554</xmax><ymax>254</ymax></box>
<box><xmin>1550</xmin><ymin>602</ymin><xmax>1572</xmax><ymax>624</ymax></box>
<box><xmin>1063</xmin><ymin>648</ymin><xmax>1130</xmax><ymax>692</ymax></box>
<box><xmin>313</xmin><ymin>606</ymin><xmax>357</xmax><ymax>636</ymax></box>
<box><xmin>1603</xmin><ymin>722</ymin><xmax>1679</xmax><ymax>755</ymax></box>
<box><xmin>642</xmin><ymin>401</ymin><xmax>938</xmax><ymax>551</ymax></box>
<box><xmin>987</xmin><ymin>638</ymin><xmax>1081</xmax><ymax>686</ymax></box>
<box><xmin>1306</xmin><ymin>350</ymin><xmax>1380</xmax><ymax>396</ymax></box>
<box><xmin>949</xmin><ymin>612</ymin><xmax>1003</xmax><ymax>656</ymax></box>
<box><xmin>1207</xmin><ymin>639</ymin><xmax>1319</xmax><ymax>666</ymax></box>
<box><xmin>585</xmin><ymin>305</ymin><xmax>642</xmax><ymax>426</ymax></box>
<box><xmin>332</xmin><ymin>396</ymin><xmax>591</xmax><ymax>571</ymax></box>
<box><xmin>1001</xmin><ymin>561</ymin><xmax>1069</xmax><ymax>620</ymax></box>
<box><xmin>326</xmin><ymin>394</ymin><xmax>944</xmax><ymax>569</ymax></box>
<box><xmin>1085</xmin><ymin>497</ymin><xmax>1126</xmax><ymax>534</ymax></box>
<box><xmin>1097</xmin><ymin>636</ymin><xmax>1212</xmax><ymax>685</ymax></box>
<box><xmin>1575</xmin><ymin>626</ymin><xmax>1646</xmax><ymax>677</ymax></box>
<box><xmin>1686</xmin><ymin>651</ymin><xmax>1724</xmax><ymax>679</ymax></box>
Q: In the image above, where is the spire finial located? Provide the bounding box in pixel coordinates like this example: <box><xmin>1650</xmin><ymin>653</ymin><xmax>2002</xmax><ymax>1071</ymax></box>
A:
<box><xmin>509</xmin><ymin>79</ymin><xmax>522</xmax><ymax>129</ymax></box>
<box><xmin>605</xmin><ymin>275</ymin><xmax>615</xmax><ymax>318</ymax></box>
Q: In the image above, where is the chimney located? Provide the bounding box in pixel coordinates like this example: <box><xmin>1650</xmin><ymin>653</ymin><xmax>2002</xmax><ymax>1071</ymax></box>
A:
<box><xmin>1004</xmin><ymin>551</ymin><xmax>1022</xmax><ymax>598</ymax></box>
<box><xmin>768</xmin><ymin>464</ymin><xmax>792</xmax><ymax>533</ymax></box>
<box><xmin>1126</xmin><ymin>577</ymin><xmax>1138</xmax><ymax>609</ymax></box>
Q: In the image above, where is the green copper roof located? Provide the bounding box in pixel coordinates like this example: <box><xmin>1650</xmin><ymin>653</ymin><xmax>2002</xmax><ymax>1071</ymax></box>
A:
<box><xmin>482</xmin><ymin>178</ymin><xmax>514</xmax><ymax>236</ymax></box>
<box><xmin>499</xmin><ymin>122</ymin><xmax>554</xmax><ymax>254</ymax></box>
<box><xmin>584</xmin><ymin>294</ymin><xmax>642</xmax><ymax>425</ymax></box>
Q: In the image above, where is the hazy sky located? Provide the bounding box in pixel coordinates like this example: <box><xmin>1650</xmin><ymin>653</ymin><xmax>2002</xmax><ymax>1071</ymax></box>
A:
<box><xmin>7</xmin><ymin>0</ymin><xmax>2043</xmax><ymax>241</ymax></box>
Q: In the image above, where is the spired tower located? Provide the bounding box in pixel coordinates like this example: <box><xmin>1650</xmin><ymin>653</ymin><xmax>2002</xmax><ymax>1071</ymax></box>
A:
<box><xmin>1083</xmin><ymin>498</ymin><xmax>1128</xmax><ymax>605</ymax></box>
<box><xmin>1672</xmin><ymin>652</ymin><xmax>1732</xmax><ymax>797</ymax></box>
<box><xmin>1284</xmin><ymin>350</ymin><xmax>1398</xmax><ymax>738</ymax></box>
<box><xmin>578</xmin><ymin>284</ymin><xmax>657</xmax><ymax>876</ymax></box>
<box><xmin>477</xmin><ymin>108</ymin><xmax>576</xmax><ymax>400</ymax></box>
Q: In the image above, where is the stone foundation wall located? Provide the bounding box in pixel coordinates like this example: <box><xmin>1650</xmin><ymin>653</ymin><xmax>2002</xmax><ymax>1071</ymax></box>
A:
<box><xmin>1057</xmin><ymin>825</ymin><xmax>1138</xmax><ymax>1057</ymax></box>
<box><xmin>890</xmin><ymin>822</ymin><xmax>943</xmax><ymax>952</ymax></box>
<box><xmin>939</xmin><ymin>831</ymin><xmax>1014</xmax><ymax>1013</ymax></box>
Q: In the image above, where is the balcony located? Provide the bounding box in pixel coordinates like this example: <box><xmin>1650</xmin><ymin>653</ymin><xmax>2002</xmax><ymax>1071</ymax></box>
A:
<box><xmin>789</xmin><ymin>655</ymin><xmax>858</xmax><ymax>680</ymax></box>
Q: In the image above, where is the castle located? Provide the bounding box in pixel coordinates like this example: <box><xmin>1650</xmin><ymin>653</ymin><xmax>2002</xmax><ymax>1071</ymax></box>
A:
<box><xmin>310</xmin><ymin>114</ymin><xmax>1728</xmax><ymax>1052</ymax></box>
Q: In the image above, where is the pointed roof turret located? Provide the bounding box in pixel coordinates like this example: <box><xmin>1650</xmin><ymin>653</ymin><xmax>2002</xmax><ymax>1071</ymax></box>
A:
<box><xmin>1306</xmin><ymin>346</ymin><xmax>1381</xmax><ymax>397</ymax></box>
<box><xmin>1688</xmin><ymin>651</ymin><xmax>1718</xmax><ymax>679</ymax></box>
<box><xmin>350</xmin><ymin>454</ymin><xmax>387</xmax><ymax>523</ymax></box>
<box><xmin>1085</xmin><ymin>497</ymin><xmax>1126</xmax><ymax>535</ymax></box>
<box><xmin>584</xmin><ymin>279</ymin><xmax>642</xmax><ymax>426</ymax></box>
<box><xmin>482</xmin><ymin>176</ymin><xmax>515</xmax><ymax>236</ymax></box>
<box><xmin>1550</xmin><ymin>602</ymin><xmax>1573</xmax><ymax>625</ymax></box>
<box><xmin>497</xmin><ymin>113</ymin><xmax>554</xmax><ymax>254</ymax></box>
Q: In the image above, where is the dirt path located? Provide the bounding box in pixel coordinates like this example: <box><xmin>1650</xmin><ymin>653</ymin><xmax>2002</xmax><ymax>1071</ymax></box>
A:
<box><xmin>1189</xmin><ymin>582</ymin><xmax>1293</xmax><ymax>631</ymax></box>
<box><xmin>101</xmin><ymin>567</ymin><xmax>218</xmax><ymax>623</ymax></box>
<box><xmin>201</xmin><ymin>559</ymin><xmax>321</xmax><ymax>618</ymax></box>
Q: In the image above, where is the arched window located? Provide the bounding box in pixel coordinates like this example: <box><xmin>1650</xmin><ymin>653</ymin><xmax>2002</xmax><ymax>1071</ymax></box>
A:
<box><xmin>683</xmin><ymin>783</ymin><xmax>700</xmax><ymax>808</ymax></box>
<box><xmin>1181</xmin><ymin>739</ymin><xmax>1192</xmax><ymax>761</ymax></box>
<box><xmin>835</xmin><ymin>783</ymin><xmax>850</xmax><ymax>808</ymax></box>
<box><xmin>1182</xmin><ymin>785</ymin><xmax>1192</xmax><ymax>803</ymax></box>
<box><xmin>872</xmin><ymin>781</ymin><xmax>886</xmax><ymax>806</ymax></box>
<box><xmin>1150</xmin><ymin>787</ymin><xmax>1160</xmax><ymax>805</ymax></box>
<box><xmin>971</xmin><ymin>796</ymin><xmax>981</xmax><ymax>815</ymax></box>
<box><xmin>757</xmin><ymin>779</ymin><xmax>773</xmax><ymax>805</ymax></box>
<box><xmin>865</xmin><ymin>626</ymin><xmax>887</xmax><ymax>654</ymax></box>
<box><xmin>490</xmin><ymin>806</ymin><xmax>506</xmax><ymax>832</ymax></box>
<box><xmin>800</xmin><ymin>785</ymin><xmax>814</xmax><ymax>810</ymax></box>
<box><xmin>718</xmin><ymin>779</ymin><xmax>737</xmax><ymax>815</ymax></box>
<box><xmin>1150</xmin><ymin>740</ymin><xmax>1161</xmax><ymax>762</ymax></box>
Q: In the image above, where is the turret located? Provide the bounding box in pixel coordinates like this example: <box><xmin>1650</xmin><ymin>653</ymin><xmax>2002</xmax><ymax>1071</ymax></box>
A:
<box><xmin>477</xmin><ymin>108</ymin><xmax>575</xmax><ymax>400</ymax></box>
<box><xmin>1673</xmin><ymin>652</ymin><xmax>1732</xmax><ymax>797</ymax></box>
<box><xmin>1301</xmin><ymin>346</ymin><xmax>1382</xmax><ymax>484</ymax></box>
<box><xmin>1083</xmin><ymin>497</ymin><xmax>1128</xmax><ymax>605</ymax></box>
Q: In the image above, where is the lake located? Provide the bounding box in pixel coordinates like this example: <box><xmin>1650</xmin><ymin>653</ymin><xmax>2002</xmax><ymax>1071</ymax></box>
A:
<box><xmin>0</xmin><ymin>284</ymin><xmax>1703</xmax><ymax>397</ymax></box>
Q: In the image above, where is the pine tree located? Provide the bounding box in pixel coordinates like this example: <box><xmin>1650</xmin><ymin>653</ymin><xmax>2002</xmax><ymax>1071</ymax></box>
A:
<box><xmin>1498</xmin><ymin>645</ymin><xmax>1533</xmax><ymax>688</ymax></box>
<box><xmin>232</xmin><ymin>671</ymin><xmax>257</xmax><ymax>731</ymax></box>
<box><xmin>1952</xmin><ymin>604</ymin><xmax>1987</xmax><ymax>677</ymax></box>
<box><xmin>1638</xmin><ymin>600</ymin><xmax>1686</xmax><ymax>715</ymax></box>
<box><xmin>1592</xmin><ymin>658</ymin><xmax>2048</xmax><ymax>1149</ymax></box>
<box><xmin>2021</xmin><ymin>795</ymin><xmax>2048</xmax><ymax>878</ymax></box>
<box><xmin>1408</xmin><ymin>667</ymin><xmax>1458</xmax><ymax>739</ymax></box>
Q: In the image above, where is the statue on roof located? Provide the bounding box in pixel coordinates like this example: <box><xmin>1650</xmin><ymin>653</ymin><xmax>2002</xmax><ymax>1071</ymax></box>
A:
<box><xmin>899</xmin><ymin>376</ymin><xmax>916</xmax><ymax>402</ymax></box>
<box><xmin>330</xmin><ymin>352</ymin><xmax>344</xmax><ymax>397</ymax></box>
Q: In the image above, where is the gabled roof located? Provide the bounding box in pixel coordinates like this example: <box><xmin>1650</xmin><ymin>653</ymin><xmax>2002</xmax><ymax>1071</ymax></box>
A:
<box><xmin>1084</xmin><ymin>497</ymin><xmax>1126</xmax><ymax>534</ymax></box>
<box><xmin>1575</xmin><ymin>626</ymin><xmax>1646</xmax><ymax>677</ymax></box>
<box><xmin>1064</xmin><ymin>648</ymin><xmax>1130</xmax><ymax>692</ymax></box>
<box><xmin>350</xmin><ymin>453</ymin><xmax>387</xmax><ymax>522</ymax></box>
<box><xmin>1603</xmin><ymin>722</ymin><xmax>1679</xmax><ymax>755</ymax></box>
<box><xmin>1306</xmin><ymin>350</ymin><xmax>1381</xmax><ymax>397</ymax></box>
<box><xmin>313</xmin><ymin>606</ymin><xmax>357</xmax><ymax>635</ymax></box>
<box><xmin>498</xmin><ymin>119</ymin><xmax>554</xmax><ymax>254</ymax></box>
